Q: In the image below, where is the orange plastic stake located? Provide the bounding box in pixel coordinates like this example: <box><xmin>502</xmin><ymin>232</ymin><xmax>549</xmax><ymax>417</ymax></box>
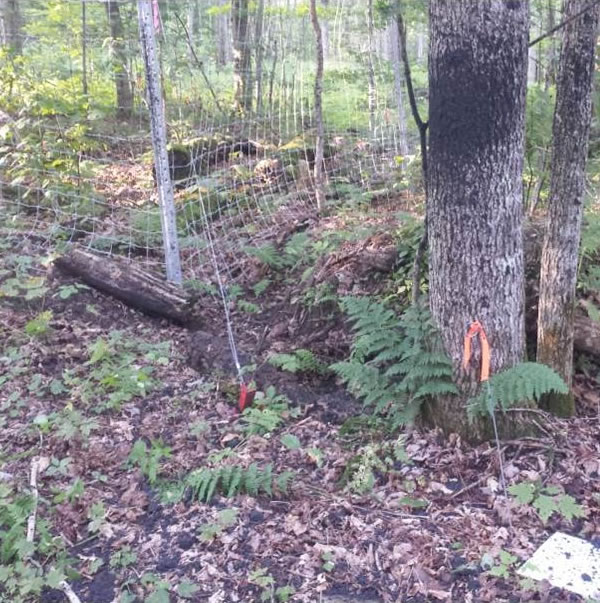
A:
<box><xmin>238</xmin><ymin>383</ymin><xmax>256</xmax><ymax>412</ymax></box>
<box><xmin>462</xmin><ymin>320</ymin><xmax>491</xmax><ymax>382</ymax></box>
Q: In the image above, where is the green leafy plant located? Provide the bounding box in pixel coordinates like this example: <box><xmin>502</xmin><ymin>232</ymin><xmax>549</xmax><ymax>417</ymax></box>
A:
<box><xmin>24</xmin><ymin>310</ymin><xmax>53</xmax><ymax>338</ymax></box>
<box><xmin>481</xmin><ymin>549</ymin><xmax>519</xmax><ymax>579</ymax></box>
<box><xmin>199</xmin><ymin>508</ymin><xmax>238</xmax><ymax>541</ymax></box>
<box><xmin>127</xmin><ymin>439</ymin><xmax>172</xmax><ymax>484</ymax></box>
<box><xmin>386</xmin><ymin>218</ymin><xmax>427</xmax><ymax>303</ymax></box>
<box><xmin>332</xmin><ymin>298</ymin><xmax>457</xmax><ymax>426</ymax></box>
<box><xmin>508</xmin><ymin>481</ymin><xmax>586</xmax><ymax>524</ymax></box>
<box><xmin>240</xmin><ymin>386</ymin><xmax>299</xmax><ymax>435</ymax></box>
<box><xmin>0</xmin><ymin>481</ymin><xmax>70</xmax><ymax>600</ymax></box>
<box><xmin>54</xmin><ymin>283</ymin><xmax>89</xmax><ymax>299</ymax></box>
<box><xmin>466</xmin><ymin>363</ymin><xmax>568</xmax><ymax>419</ymax></box>
<box><xmin>268</xmin><ymin>348</ymin><xmax>326</xmax><ymax>375</ymax></box>
<box><xmin>185</xmin><ymin>463</ymin><xmax>294</xmax><ymax>503</ymax></box>
<box><xmin>62</xmin><ymin>332</ymin><xmax>163</xmax><ymax>412</ymax></box>
<box><xmin>280</xmin><ymin>434</ymin><xmax>302</xmax><ymax>450</ymax></box>
<box><xmin>248</xmin><ymin>567</ymin><xmax>275</xmax><ymax>601</ymax></box>
<box><xmin>339</xmin><ymin>436</ymin><xmax>410</xmax><ymax>494</ymax></box>
<box><xmin>109</xmin><ymin>545</ymin><xmax>137</xmax><ymax>570</ymax></box>
<box><xmin>321</xmin><ymin>551</ymin><xmax>335</xmax><ymax>572</ymax></box>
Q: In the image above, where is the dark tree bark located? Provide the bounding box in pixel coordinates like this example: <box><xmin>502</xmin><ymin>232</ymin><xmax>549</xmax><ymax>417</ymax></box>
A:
<box><xmin>106</xmin><ymin>0</ymin><xmax>133</xmax><ymax>119</ymax></box>
<box><xmin>231</xmin><ymin>0</ymin><xmax>253</xmax><ymax>113</ymax></box>
<box><xmin>0</xmin><ymin>0</ymin><xmax>22</xmax><ymax>54</ymax></box>
<box><xmin>426</xmin><ymin>0</ymin><xmax>529</xmax><ymax>440</ymax></box>
<box><xmin>537</xmin><ymin>0</ymin><xmax>600</xmax><ymax>416</ymax></box>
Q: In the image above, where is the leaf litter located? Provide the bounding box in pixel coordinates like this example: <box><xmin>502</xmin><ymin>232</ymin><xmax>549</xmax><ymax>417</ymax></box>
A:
<box><xmin>1</xmin><ymin>230</ymin><xmax>599</xmax><ymax>603</ymax></box>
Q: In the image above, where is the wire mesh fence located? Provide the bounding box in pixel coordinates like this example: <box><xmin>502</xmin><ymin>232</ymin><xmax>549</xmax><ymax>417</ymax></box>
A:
<box><xmin>0</xmin><ymin>0</ymin><xmax>427</xmax><ymax>295</ymax></box>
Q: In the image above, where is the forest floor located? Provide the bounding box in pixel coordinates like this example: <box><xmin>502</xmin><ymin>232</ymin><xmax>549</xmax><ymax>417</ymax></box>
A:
<box><xmin>1</xmin><ymin>155</ymin><xmax>600</xmax><ymax>602</ymax></box>
<box><xmin>2</xmin><ymin>223</ymin><xmax>600</xmax><ymax>603</ymax></box>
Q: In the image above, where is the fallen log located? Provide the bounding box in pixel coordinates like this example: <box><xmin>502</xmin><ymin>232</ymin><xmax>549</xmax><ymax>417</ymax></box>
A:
<box><xmin>54</xmin><ymin>247</ymin><xmax>199</xmax><ymax>326</ymax></box>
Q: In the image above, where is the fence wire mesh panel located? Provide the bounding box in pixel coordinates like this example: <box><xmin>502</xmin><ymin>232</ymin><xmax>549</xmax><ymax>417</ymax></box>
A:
<box><xmin>0</xmin><ymin>0</ymin><xmax>427</xmax><ymax>298</ymax></box>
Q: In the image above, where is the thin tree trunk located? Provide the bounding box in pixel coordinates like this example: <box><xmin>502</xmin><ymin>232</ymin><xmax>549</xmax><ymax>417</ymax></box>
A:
<box><xmin>426</xmin><ymin>0</ymin><xmax>529</xmax><ymax>441</ymax></box>
<box><xmin>82</xmin><ymin>1</ymin><xmax>88</xmax><ymax>96</ymax></box>
<box><xmin>537</xmin><ymin>0</ymin><xmax>600</xmax><ymax>416</ymax></box>
<box><xmin>366</xmin><ymin>0</ymin><xmax>377</xmax><ymax>136</ymax></box>
<box><xmin>0</xmin><ymin>0</ymin><xmax>22</xmax><ymax>54</ymax></box>
<box><xmin>416</xmin><ymin>30</ymin><xmax>425</xmax><ymax>63</ymax></box>
<box><xmin>186</xmin><ymin>0</ymin><xmax>197</xmax><ymax>63</ymax></box>
<box><xmin>544</xmin><ymin>0</ymin><xmax>558</xmax><ymax>88</ymax></box>
<box><xmin>231</xmin><ymin>0</ymin><xmax>252</xmax><ymax>113</ymax></box>
<box><xmin>106</xmin><ymin>0</ymin><xmax>134</xmax><ymax>119</ymax></box>
<box><xmin>388</xmin><ymin>21</ymin><xmax>409</xmax><ymax>159</ymax></box>
<box><xmin>310</xmin><ymin>0</ymin><xmax>325</xmax><ymax>213</ymax></box>
<box><xmin>216</xmin><ymin>0</ymin><xmax>230</xmax><ymax>66</ymax></box>
<box><xmin>321</xmin><ymin>0</ymin><xmax>330</xmax><ymax>58</ymax></box>
<box><xmin>268</xmin><ymin>40</ymin><xmax>278</xmax><ymax>118</ymax></box>
<box><xmin>255</xmin><ymin>0</ymin><xmax>265</xmax><ymax>112</ymax></box>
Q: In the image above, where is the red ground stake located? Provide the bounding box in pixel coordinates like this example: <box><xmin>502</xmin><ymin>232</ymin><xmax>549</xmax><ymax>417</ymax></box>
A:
<box><xmin>238</xmin><ymin>383</ymin><xmax>256</xmax><ymax>412</ymax></box>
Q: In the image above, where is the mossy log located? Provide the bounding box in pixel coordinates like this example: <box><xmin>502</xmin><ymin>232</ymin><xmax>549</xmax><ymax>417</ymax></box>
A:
<box><xmin>161</xmin><ymin>136</ymin><xmax>261</xmax><ymax>186</ymax></box>
<box><xmin>54</xmin><ymin>247</ymin><xmax>199</xmax><ymax>326</ymax></box>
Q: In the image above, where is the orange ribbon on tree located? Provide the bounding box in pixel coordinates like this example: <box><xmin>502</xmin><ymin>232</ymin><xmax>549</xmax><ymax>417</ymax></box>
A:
<box><xmin>462</xmin><ymin>320</ymin><xmax>491</xmax><ymax>382</ymax></box>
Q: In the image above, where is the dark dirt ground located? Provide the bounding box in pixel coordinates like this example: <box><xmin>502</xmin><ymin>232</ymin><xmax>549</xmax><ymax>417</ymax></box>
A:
<box><xmin>1</xmin><ymin>207</ymin><xmax>600</xmax><ymax>603</ymax></box>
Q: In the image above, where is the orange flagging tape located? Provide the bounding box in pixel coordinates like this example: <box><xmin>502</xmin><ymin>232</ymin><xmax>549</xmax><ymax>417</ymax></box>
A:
<box><xmin>463</xmin><ymin>320</ymin><xmax>491</xmax><ymax>382</ymax></box>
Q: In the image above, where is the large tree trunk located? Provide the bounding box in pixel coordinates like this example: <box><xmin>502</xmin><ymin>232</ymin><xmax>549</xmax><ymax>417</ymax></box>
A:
<box><xmin>231</xmin><ymin>0</ymin><xmax>253</xmax><ymax>114</ymax></box>
<box><xmin>536</xmin><ymin>0</ymin><xmax>600</xmax><ymax>416</ymax></box>
<box><xmin>106</xmin><ymin>0</ymin><xmax>133</xmax><ymax>119</ymax></box>
<box><xmin>0</xmin><ymin>0</ymin><xmax>22</xmax><ymax>54</ymax></box>
<box><xmin>426</xmin><ymin>0</ymin><xmax>529</xmax><ymax>441</ymax></box>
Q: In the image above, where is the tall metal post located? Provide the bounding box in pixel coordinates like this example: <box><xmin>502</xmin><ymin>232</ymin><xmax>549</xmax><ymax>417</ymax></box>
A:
<box><xmin>137</xmin><ymin>0</ymin><xmax>183</xmax><ymax>284</ymax></box>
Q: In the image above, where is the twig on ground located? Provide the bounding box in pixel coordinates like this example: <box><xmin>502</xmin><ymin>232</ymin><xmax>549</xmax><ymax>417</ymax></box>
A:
<box><xmin>449</xmin><ymin>477</ymin><xmax>486</xmax><ymax>500</ymax></box>
<box><xmin>26</xmin><ymin>457</ymin><xmax>40</xmax><ymax>543</ymax></box>
<box><xmin>59</xmin><ymin>580</ymin><xmax>82</xmax><ymax>603</ymax></box>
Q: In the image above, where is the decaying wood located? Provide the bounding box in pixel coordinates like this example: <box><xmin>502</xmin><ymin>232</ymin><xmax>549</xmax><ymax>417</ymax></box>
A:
<box><xmin>54</xmin><ymin>247</ymin><xmax>199</xmax><ymax>326</ymax></box>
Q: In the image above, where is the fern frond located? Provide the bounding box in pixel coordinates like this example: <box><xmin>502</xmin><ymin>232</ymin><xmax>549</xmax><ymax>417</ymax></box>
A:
<box><xmin>332</xmin><ymin>297</ymin><xmax>455</xmax><ymax>426</ymax></box>
<box><xmin>186</xmin><ymin>464</ymin><xmax>293</xmax><ymax>503</ymax></box>
<box><xmin>467</xmin><ymin>362</ymin><xmax>568</xmax><ymax>419</ymax></box>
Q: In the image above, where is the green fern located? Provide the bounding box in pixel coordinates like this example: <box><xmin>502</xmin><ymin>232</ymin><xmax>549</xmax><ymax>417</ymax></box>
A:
<box><xmin>268</xmin><ymin>348</ymin><xmax>326</xmax><ymax>375</ymax></box>
<box><xmin>466</xmin><ymin>362</ymin><xmax>568</xmax><ymax>419</ymax></box>
<box><xmin>331</xmin><ymin>298</ymin><xmax>457</xmax><ymax>426</ymax></box>
<box><xmin>186</xmin><ymin>464</ymin><xmax>294</xmax><ymax>503</ymax></box>
<box><xmin>244</xmin><ymin>244</ymin><xmax>287</xmax><ymax>269</ymax></box>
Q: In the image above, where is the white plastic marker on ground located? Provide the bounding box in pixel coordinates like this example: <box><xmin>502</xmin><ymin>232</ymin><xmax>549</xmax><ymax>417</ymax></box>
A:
<box><xmin>518</xmin><ymin>532</ymin><xmax>600</xmax><ymax>599</ymax></box>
